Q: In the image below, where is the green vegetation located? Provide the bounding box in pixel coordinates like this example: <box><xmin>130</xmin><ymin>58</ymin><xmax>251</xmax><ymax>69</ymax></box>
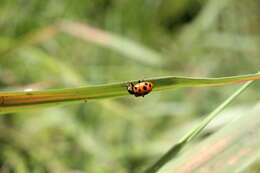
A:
<box><xmin>0</xmin><ymin>0</ymin><xmax>260</xmax><ymax>172</ymax></box>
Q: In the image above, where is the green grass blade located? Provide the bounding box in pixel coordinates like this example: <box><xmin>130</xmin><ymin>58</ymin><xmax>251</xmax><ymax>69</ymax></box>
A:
<box><xmin>1</xmin><ymin>21</ymin><xmax>163</xmax><ymax>66</ymax></box>
<box><xmin>160</xmin><ymin>104</ymin><xmax>260</xmax><ymax>173</ymax></box>
<box><xmin>0</xmin><ymin>25</ymin><xmax>59</xmax><ymax>58</ymax></box>
<box><xmin>58</xmin><ymin>21</ymin><xmax>163</xmax><ymax>66</ymax></box>
<box><xmin>144</xmin><ymin>79</ymin><xmax>255</xmax><ymax>173</ymax></box>
<box><xmin>0</xmin><ymin>73</ymin><xmax>259</xmax><ymax>114</ymax></box>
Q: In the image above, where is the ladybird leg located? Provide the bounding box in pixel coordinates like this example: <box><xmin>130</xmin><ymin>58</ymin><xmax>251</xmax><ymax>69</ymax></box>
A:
<box><xmin>128</xmin><ymin>89</ymin><xmax>135</xmax><ymax>95</ymax></box>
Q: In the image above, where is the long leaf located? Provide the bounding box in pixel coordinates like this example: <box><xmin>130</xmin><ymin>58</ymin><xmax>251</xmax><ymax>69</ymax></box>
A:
<box><xmin>144</xmin><ymin>78</ymin><xmax>255</xmax><ymax>173</ymax></box>
<box><xmin>0</xmin><ymin>73</ymin><xmax>259</xmax><ymax>114</ymax></box>
<box><xmin>58</xmin><ymin>21</ymin><xmax>163</xmax><ymax>66</ymax></box>
<box><xmin>159</xmin><ymin>104</ymin><xmax>260</xmax><ymax>173</ymax></box>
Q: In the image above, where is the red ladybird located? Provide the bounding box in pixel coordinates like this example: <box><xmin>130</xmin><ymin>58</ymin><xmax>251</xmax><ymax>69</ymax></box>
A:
<box><xmin>127</xmin><ymin>80</ymin><xmax>154</xmax><ymax>97</ymax></box>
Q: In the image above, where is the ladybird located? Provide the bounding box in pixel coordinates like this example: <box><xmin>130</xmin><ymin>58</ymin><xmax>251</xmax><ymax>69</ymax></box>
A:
<box><xmin>127</xmin><ymin>80</ymin><xmax>154</xmax><ymax>97</ymax></box>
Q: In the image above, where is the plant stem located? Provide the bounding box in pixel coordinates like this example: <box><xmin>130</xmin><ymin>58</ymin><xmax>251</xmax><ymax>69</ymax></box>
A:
<box><xmin>144</xmin><ymin>74</ymin><xmax>257</xmax><ymax>173</ymax></box>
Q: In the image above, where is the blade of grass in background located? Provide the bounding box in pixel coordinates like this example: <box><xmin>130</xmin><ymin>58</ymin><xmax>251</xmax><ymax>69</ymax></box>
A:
<box><xmin>0</xmin><ymin>25</ymin><xmax>59</xmax><ymax>58</ymax></box>
<box><xmin>180</xmin><ymin>0</ymin><xmax>232</xmax><ymax>43</ymax></box>
<box><xmin>0</xmin><ymin>21</ymin><xmax>163</xmax><ymax>66</ymax></box>
<box><xmin>0</xmin><ymin>73</ymin><xmax>259</xmax><ymax>114</ymax></box>
<box><xmin>58</xmin><ymin>21</ymin><xmax>163</xmax><ymax>66</ymax></box>
<box><xmin>144</xmin><ymin>78</ymin><xmax>256</xmax><ymax>173</ymax></box>
<box><xmin>159</xmin><ymin>103</ymin><xmax>260</xmax><ymax>173</ymax></box>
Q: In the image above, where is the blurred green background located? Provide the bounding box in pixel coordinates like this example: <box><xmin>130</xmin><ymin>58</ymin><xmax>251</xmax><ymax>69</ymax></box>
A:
<box><xmin>0</xmin><ymin>0</ymin><xmax>260</xmax><ymax>172</ymax></box>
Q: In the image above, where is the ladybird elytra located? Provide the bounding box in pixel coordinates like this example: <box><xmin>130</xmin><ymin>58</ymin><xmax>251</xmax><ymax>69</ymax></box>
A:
<box><xmin>127</xmin><ymin>80</ymin><xmax>154</xmax><ymax>97</ymax></box>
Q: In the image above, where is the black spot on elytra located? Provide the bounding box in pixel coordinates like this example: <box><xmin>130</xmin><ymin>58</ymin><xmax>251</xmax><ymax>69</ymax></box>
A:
<box><xmin>149</xmin><ymin>84</ymin><xmax>152</xmax><ymax>87</ymax></box>
<box><xmin>143</xmin><ymin>86</ymin><xmax>147</xmax><ymax>90</ymax></box>
<box><xmin>134</xmin><ymin>87</ymin><xmax>137</xmax><ymax>89</ymax></box>
<box><xmin>138</xmin><ymin>89</ymin><xmax>141</xmax><ymax>92</ymax></box>
<box><xmin>145</xmin><ymin>82</ymin><xmax>148</xmax><ymax>85</ymax></box>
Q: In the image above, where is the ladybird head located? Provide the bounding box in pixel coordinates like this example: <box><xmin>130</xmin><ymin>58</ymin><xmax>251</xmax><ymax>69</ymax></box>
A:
<box><xmin>126</xmin><ymin>82</ymin><xmax>135</xmax><ymax>95</ymax></box>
